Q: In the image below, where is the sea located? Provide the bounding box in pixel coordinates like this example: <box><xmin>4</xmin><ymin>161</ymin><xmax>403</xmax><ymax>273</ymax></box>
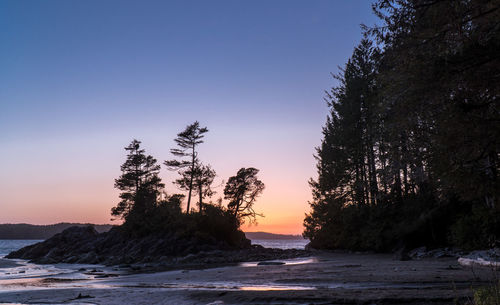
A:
<box><xmin>250</xmin><ymin>239</ymin><xmax>309</xmax><ymax>250</ymax></box>
<box><xmin>0</xmin><ymin>238</ymin><xmax>308</xmax><ymax>283</ymax></box>
<box><xmin>0</xmin><ymin>240</ymin><xmax>43</xmax><ymax>257</ymax></box>
<box><xmin>0</xmin><ymin>238</ymin><xmax>308</xmax><ymax>258</ymax></box>
<box><xmin>0</xmin><ymin>240</ymin><xmax>78</xmax><ymax>284</ymax></box>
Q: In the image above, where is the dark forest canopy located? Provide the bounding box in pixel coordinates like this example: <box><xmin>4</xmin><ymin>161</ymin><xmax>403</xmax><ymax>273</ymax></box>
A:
<box><xmin>304</xmin><ymin>0</ymin><xmax>499</xmax><ymax>251</ymax></box>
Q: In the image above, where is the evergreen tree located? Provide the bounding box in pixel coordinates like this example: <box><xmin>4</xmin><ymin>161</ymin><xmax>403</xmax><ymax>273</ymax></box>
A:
<box><xmin>310</xmin><ymin>39</ymin><xmax>380</xmax><ymax>207</ymax></box>
<box><xmin>304</xmin><ymin>0</ymin><xmax>500</xmax><ymax>251</ymax></box>
<box><xmin>111</xmin><ymin>139</ymin><xmax>164</xmax><ymax>221</ymax></box>
<box><xmin>164</xmin><ymin>121</ymin><xmax>208</xmax><ymax>213</ymax></box>
<box><xmin>369</xmin><ymin>0</ymin><xmax>500</xmax><ymax>206</ymax></box>
<box><xmin>174</xmin><ymin>163</ymin><xmax>216</xmax><ymax>213</ymax></box>
<box><xmin>224</xmin><ymin>168</ymin><xmax>265</xmax><ymax>224</ymax></box>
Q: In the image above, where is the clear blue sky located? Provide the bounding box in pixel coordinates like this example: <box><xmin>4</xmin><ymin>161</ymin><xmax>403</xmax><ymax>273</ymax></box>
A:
<box><xmin>0</xmin><ymin>0</ymin><xmax>379</xmax><ymax>233</ymax></box>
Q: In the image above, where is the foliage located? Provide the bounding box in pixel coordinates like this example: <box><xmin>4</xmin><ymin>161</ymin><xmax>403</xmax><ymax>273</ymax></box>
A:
<box><xmin>124</xmin><ymin>194</ymin><xmax>246</xmax><ymax>248</ymax></box>
<box><xmin>110</xmin><ymin>135</ymin><xmax>248</xmax><ymax>250</ymax></box>
<box><xmin>175</xmin><ymin>163</ymin><xmax>216</xmax><ymax>213</ymax></box>
<box><xmin>368</xmin><ymin>0</ymin><xmax>500</xmax><ymax>205</ymax></box>
<box><xmin>450</xmin><ymin>204</ymin><xmax>500</xmax><ymax>251</ymax></box>
<box><xmin>472</xmin><ymin>281</ymin><xmax>500</xmax><ymax>305</ymax></box>
<box><xmin>164</xmin><ymin>121</ymin><xmax>209</xmax><ymax>213</ymax></box>
<box><xmin>111</xmin><ymin>139</ymin><xmax>164</xmax><ymax>221</ymax></box>
<box><xmin>304</xmin><ymin>0</ymin><xmax>499</xmax><ymax>251</ymax></box>
<box><xmin>224</xmin><ymin>167</ymin><xmax>265</xmax><ymax>225</ymax></box>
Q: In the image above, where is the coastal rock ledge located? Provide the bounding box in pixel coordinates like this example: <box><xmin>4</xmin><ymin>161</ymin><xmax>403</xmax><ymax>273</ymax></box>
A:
<box><xmin>6</xmin><ymin>226</ymin><xmax>309</xmax><ymax>266</ymax></box>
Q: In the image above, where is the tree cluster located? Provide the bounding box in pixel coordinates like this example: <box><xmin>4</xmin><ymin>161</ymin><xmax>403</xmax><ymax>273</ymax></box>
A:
<box><xmin>111</xmin><ymin>122</ymin><xmax>265</xmax><ymax>239</ymax></box>
<box><xmin>304</xmin><ymin>0</ymin><xmax>499</xmax><ymax>251</ymax></box>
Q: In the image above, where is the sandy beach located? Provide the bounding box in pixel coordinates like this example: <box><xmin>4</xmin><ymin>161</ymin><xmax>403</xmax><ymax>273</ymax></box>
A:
<box><xmin>0</xmin><ymin>252</ymin><xmax>496</xmax><ymax>304</ymax></box>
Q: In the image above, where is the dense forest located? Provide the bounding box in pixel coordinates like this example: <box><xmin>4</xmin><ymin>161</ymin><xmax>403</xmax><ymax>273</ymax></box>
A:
<box><xmin>304</xmin><ymin>0</ymin><xmax>499</xmax><ymax>251</ymax></box>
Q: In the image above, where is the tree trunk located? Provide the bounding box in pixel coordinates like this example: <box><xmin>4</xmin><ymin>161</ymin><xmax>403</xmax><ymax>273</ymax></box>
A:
<box><xmin>186</xmin><ymin>144</ymin><xmax>195</xmax><ymax>213</ymax></box>
<box><xmin>199</xmin><ymin>183</ymin><xmax>203</xmax><ymax>213</ymax></box>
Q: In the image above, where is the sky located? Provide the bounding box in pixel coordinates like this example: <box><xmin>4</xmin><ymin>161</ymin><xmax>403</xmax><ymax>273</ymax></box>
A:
<box><xmin>0</xmin><ymin>0</ymin><xmax>379</xmax><ymax>234</ymax></box>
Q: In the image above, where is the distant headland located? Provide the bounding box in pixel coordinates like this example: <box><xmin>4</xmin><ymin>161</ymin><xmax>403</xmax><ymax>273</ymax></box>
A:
<box><xmin>0</xmin><ymin>223</ymin><xmax>113</xmax><ymax>240</ymax></box>
<box><xmin>0</xmin><ymin>223</ymin><xmax>301</xmax><ymax>241</ymax></box>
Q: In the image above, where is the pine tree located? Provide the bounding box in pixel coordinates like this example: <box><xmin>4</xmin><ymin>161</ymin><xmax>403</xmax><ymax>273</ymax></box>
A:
<box><xmin>224</xmin><ymin>168</ymin><xmax>265</xmax><ymax>224</ymax></box>
<box><xmin>369</xmin><ymin>0</ymin><xmax>500</xmax><ymax>206</ymax></box>
<box><xmin>305</xmin><ymin>0</ymin><xmax>500</xmax><ymax>251</ymax></box>
<box><xmin>174</xmin><ymin>163</ymin><xmax>216</xmax><ymax>213</ymax></box>
<box><xmin>164</xmin><ymin>121</ymin><xmax>208</xmax><ymax>213</ymax></box>
<box><xmin>111</xmin><ymin>139</ymin><xmax>164</xmax><ymax>221</ymax></box>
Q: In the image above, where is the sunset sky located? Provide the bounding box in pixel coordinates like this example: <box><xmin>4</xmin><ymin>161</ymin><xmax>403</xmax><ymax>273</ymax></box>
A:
<box><xmin>0</xmin><ymin>1</ymin><xmax>378</xmax><ymax>234</ymax></box>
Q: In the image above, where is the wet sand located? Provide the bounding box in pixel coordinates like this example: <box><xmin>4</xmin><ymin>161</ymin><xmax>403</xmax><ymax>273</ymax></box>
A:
<box><xmin>0</xmin><ymin>252</ymin><xmax>496</xmax><ymax>304</ymax></box>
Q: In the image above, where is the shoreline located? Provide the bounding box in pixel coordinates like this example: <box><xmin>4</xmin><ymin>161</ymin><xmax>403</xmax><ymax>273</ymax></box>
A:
<box><xmin>0</xmin><ymin>251</ymin><xmax>496</xmax><ymax>304</ymax></box>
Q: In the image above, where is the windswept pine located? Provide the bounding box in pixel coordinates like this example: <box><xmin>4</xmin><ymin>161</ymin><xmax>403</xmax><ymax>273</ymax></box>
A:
<box><xmin>164</xmin><ymin>121</ymin><xmax>210</xmax><ymax>213</ymax></box>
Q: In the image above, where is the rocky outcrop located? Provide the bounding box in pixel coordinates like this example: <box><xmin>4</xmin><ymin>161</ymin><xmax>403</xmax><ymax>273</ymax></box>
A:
<box><xmin>407</xmin><ymin>246</ymin><xmax>465</xmax><ymax>259</ymax></box>
<box><xmin>457</xmin><ymin>248</ymin><xmax>500</xmax><ymax>267</ymax></box>
<box><xmin>7</xmin><ymin>225</ymin><xmax>255</xmax><ymax>265</ymax></box>
<box><xmin>7</xmin><ymin>226</ymin><xmax>99</xmax><ymax>264</ymax></box>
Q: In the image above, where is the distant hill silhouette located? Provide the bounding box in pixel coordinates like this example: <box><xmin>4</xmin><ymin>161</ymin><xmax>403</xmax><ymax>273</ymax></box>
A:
<box><xmin>245</xmin><ymin>232</ymin><xmax>305</xmax><ymax>240</ymax></box>
<box><xmin>0</xmin><ymin>223</ymin><xmax>113</xmax><ymax>239</ymax></box>
<box><xmin>0</xmin><ymin>224</ymin><xmax>303</xmax><ymax>241</ymax></box>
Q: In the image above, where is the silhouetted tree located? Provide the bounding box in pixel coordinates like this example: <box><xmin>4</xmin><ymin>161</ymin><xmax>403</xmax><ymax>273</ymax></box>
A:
<box><xmin>174</xmin><ymin>163</ymin><xmax>216</xmax><ymax>213</ymax></box>
<box><xmin>368</xmin><ymin>0</ymin><xmax>500</xmax><ymax>206</ymax></box>
<box><xmin>111</xmin><ymin>139</ymin><xmax>164</xmax><ymax>221</ymax></box>
<box><xmin>164</xmin><ymin>121</ymin><xmax>208</xmax><ymax>213</ymax></box>
<box><xmin>224</xmin><ymin>168</ymin><xmax>265</xmax><ymax>224</ymax></box>
<box><xmin>304</xmin><ymin>0</ymin><xmax>500</xmax><ymax>251</ymax></box>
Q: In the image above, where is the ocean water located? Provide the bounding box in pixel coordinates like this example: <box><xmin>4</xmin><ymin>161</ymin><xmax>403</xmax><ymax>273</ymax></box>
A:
<box><xmin>0</xmin><ymin>240</ymin><xmax>42</xmax><ymax>257</ymax></box>
<box><xmin>250</xmin><ymin>239</ymin><xmax>309</xmax><ymax>250</ymax></box>
<box><xmin>0</xmin><ymin>238</ymin><xmax>308</xmax><ymax>290</ymax></box>
<box><xmin>0</xmin><ymin>238</ymin><xmax>313</xmax><ymax>301</ymax></box>
<box><xmin>0</xmin><ymin>239</ymin><xmax>308</xmax><ymax>257</ymax></box>
<box><xmin>0</xmin><ymin>240</ymin><xmax>100</xmax><ymax>292</ymax></box>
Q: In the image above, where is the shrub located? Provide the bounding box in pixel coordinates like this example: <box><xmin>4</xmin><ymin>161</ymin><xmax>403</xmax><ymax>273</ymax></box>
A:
<box><xmin>450</xmin><ymin>205</ymin><xmax>500</xmax><ymax>250</ymax></box>
<box><xmin>473</xmin><ymin>281</ymin><xmax>500</xmax><ymax>305</ymax></box>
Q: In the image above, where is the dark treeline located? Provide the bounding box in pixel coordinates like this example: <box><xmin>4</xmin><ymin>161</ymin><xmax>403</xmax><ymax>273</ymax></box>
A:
<box><xmin>0</xmin><ymin>223</ymin><xmax>113</xmax><ymax>240</ymax></box>
<box><xmin>110</xmin><ymin>121</ymin><xmax>265</xmax><ymax>248</ymax></box>
<box><xmin>304</xmin><ymin>0</ymin><xmax>499</xmax><ymax>251</ymax></box>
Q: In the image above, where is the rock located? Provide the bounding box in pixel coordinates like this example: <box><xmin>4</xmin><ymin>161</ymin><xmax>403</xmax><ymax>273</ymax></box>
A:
<box><xmin>77</xmin><ymin>251</ymin><xmax>98</xmax><ymax>264</ymax></box>
<box><xmin>408</xmin><ymin>246</ymin><xmax>427</xmax><ymax>259</ymax></box>
<box><xmin>458</xmin><ymin>248</ymin><xmax>500</xmax><ymax>267</ymax></box>
<box><xmin>407</xmin><ymin>247</ymin><xmax>463</xmax><ymax>260</ymax></box>
<box><xmin>7</xmin><ymin>225</ymin><xmax>99</xmax><ymax>262</ymax></box>
<box><xmin>6</xmin><ymin>224</ymin><xmax>309</xmax><ymax>267</ymax></box>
